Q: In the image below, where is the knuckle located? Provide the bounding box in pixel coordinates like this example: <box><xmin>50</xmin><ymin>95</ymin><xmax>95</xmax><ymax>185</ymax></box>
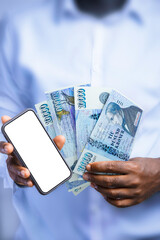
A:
<box><xmin>90</xmin><ymin>174</ymin><xmax>95</xmax><ymax>182</ymax></box>
<box><xmin>107</xmin><ymin>161</ymin><xmax>114</xmax><ymax>170</ymax></box>
<box><xmin>132</xmin><ymin>162</ymin><xmax>140</xmax><ymax>173</ymax></box>
<box><xmin>10</xmin><ymin>173</ymin><xmax>17</xmax><ymax>182</ymax></box>
<box><xmin>109</xmin><ymin>190</ymin><xmax>123</xmax><ymax>199</ymax></box>
<box><xmin>6</xmin><ymin>156</ymin><xmax>14</xmax><ymax>169</ymax></box>
<box><xmin>132</xmin><ymin>177</ymin><xmax>140</xmax><ymax>186</ymax></box>
<box><xmin>115</xmin><ymin>192</ymin><xmax>124</xmax><ymax>199</ymax></box>
<box><xmin>117</xmin><ymin>162</ymin><xmax>123</xmax><ymax>172</ymax></box>
<box><xmin>101</xmin><ymin>162</ymin><xmax>107</xmax><ymax>171</ymax></box>
<box><xmin>105</xmin><ymin>177</ymin><xmax>117</xmax><ymax>188</ymax></box>
<box><xmin>108</xmin><ymin>189</ymin><xmax>115</xmax><ymax>197</ymax></box>
<box><xmin>135</xmin><ymin>188</ymin><xmax>142</xmax><ymax>196</ymax></box>
<box><xmin>105</xmin><ymin>179</ymin><xmax>113</xmax><ymax>188</ymax></box>
<box><xmin>14</xmin><ymin>175</ymin><xmax>20</xmax><ymax>183</ymax></box>
<box><xmin>14</xmin><ymin>176</ymin><xmax>26</xmax><ymax>185</ymax></box>
<box><xmin>126</xmin><ymin>176</ymin><xmax>133</xmax><ymax>186</ymax></box>
<box><xmin>102</xmin><ymin>177</ymin><xmax>108</xmax><ymax>187</ymax></box>
<box><xmin>112</xmin><ymin>177</ymin><xmax>118</xmax><ymax>186</ymax></box>
<box><xmin>130</xmin><ymin>162</ymin><xmax>137</xmax><ymax>171</ymax></box>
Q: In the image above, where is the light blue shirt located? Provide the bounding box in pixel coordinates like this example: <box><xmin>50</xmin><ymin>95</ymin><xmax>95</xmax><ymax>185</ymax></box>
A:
<box><xmin>1</xmin><ymin>0</ymin><xmax>160</xmax><ymax>239</ymax></box>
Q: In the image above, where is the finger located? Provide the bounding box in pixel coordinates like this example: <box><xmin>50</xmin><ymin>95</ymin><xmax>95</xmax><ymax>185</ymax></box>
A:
<box><xmin>53</xmin><ymin>135</ymin><xmax>65</xmax><ymax>150</ymax></box>
<box><xmin>7</xmin><ymin>158</ymin><xmax>30</xmax><ymax>178</ymax></box>
<box><xmin>1</xmin><ymin>115</ymin><xmax>11</xmax><ymax>124</ymax></box>
<box><xmin>83</xmin><ymin>173</ymin><xmax>132</xmax><ymax>188</ymax></box>
<box><xmin>18</xmin><ymin>180</ymin><xmax>34</xmax><ymax>187</ymax></box>
<box><xmin>9</xmin><ymin>172</ymin><xmax>34</xmax><ymax>187</ymax></box>
<box><xmin>0</xmin><ymin>142</ymin><xmax>14</xmax><ymax>154</ymax></box>
<box><xmin>86</xmin><ymin>161</ymin><xmax>132</xmax><ymax>174</ymax></box>
<box><xmin>91</xmin><ymin>184</ymin><xmax>134</xmax><ymax>199</ymax></box>
<box><xmin>105</xmin><ymin>197</ymin><xmax>136</xmax><ymax>208</ymax></box>
<box><xmin>6</xmin><ymin>155</ymin><xmax>22</xmax><ymax>166</ymax></box>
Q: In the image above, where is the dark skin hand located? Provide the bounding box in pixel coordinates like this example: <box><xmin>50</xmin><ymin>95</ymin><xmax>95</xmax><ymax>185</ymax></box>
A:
<box><xmin>0</xmin><ymin>116</ymin><xmax>65</xmax><ymax>187</ymax></box>
<box><xmin>83</xmin><ymin>158</ymin><xmax>160</xmax><ymax>208</ymax></box>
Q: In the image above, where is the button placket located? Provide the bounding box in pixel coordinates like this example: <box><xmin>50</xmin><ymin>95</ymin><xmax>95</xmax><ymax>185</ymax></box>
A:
<box><xmin>91</xmin><ymin>23</ymin><xmax>105</xmax><ymax>87</ymax></box>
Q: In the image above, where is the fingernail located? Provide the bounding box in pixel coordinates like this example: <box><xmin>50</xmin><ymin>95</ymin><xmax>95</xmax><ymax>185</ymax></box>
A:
<box><xmin>21</xmin><ymin>170</ymin><xmax>26</xmax><ymax>177</ymax></box>
<box><xmin>86</xmin><ymin>164</ymin><xmax>91</xmax><ymax>171</ymax></box>
<box><xmin>83</xmin><ymin>174</ymin><xmax>90</xmax><ymax>181</ymax></box>
<box><xmin>27</xmin><ymin>181</ymin><xmax>33</xmax><ymax>187</ymax></box>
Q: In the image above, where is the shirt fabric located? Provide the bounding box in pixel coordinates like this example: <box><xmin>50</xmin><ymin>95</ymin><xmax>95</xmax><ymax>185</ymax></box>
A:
<box><xmin>0</xmin><ymin>0</ymin><xmax>160</xmax><ymax>239</ymax></box>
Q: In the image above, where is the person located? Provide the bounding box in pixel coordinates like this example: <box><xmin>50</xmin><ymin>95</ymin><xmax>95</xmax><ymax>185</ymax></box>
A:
<box><xmin>105</xmin><ymin>102</ymin><xmax>142</xmax><ymax>137</ymax></box>
<box><xmin>0</xmin><ymin>0</ymin><xmax>160</xmax><ymax>239</ymax></box>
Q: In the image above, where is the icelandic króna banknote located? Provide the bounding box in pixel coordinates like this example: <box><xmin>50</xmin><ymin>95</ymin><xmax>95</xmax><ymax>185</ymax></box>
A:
<box><xmin>74</xmin><ymin>90</ymin><xmax>143</xmax><ymax>175</ymax></box>
<box><xmin>74</xmin><ymin>86</ymin><xmax>110</xmax><ymax>159</ymax></box>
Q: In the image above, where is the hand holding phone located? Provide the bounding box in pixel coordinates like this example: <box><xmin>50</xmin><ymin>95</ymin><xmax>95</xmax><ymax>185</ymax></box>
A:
<box><xmin>0</xmin><ymin>116</ymin><xmax>32</xmax><ymax>186</ymax></box>
<box><xmin>0</xmin><ymin>115</ymin><xmax>66</xmax><ymax>187</ymax></box>
<box><xmin>1</xmin><ymin>110</ymin><xmax>72</xmax><ymax>194</ymax></box>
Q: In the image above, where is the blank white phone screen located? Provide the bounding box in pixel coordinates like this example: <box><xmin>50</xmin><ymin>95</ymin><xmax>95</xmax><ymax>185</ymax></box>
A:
<box><xmin>4</xmin><ymin>110</ymin><xmax>71</xmax><ymax>193</ymax></box>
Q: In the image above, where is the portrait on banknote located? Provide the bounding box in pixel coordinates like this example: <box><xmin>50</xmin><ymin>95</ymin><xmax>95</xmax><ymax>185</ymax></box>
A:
<box><xmin>105</xmin><ymin>102</ymin><xmax>142</xmax><ymax>137</ymax></box>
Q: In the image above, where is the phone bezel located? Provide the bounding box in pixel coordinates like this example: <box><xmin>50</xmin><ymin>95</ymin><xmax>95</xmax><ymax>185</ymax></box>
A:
<box><xmin>1</xmin><ymin>108</ymin><xmax>72</xmax><ymax>195</ymax></box>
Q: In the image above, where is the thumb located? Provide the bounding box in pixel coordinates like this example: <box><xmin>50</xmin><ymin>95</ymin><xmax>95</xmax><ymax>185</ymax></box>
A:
<box><xmin>1</xmin><ymin>116</ymin><xmax>11</xmax><ymax>124</ymax></box>
<box><xmin>53</xmin><ymin>135</ymin><xmax>65</xmax><ymax>150</ymax></box>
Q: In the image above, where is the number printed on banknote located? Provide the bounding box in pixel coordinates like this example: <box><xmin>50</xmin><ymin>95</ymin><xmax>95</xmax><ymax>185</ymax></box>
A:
<box><xmin>35</xmin><ymin>101</ymin><xmax>56</xmax><ymax>139</ymax></box>
<box><xmin>74</xmin><ymin>90</ymin><xmax>143</xmax><ymax>175</ymax></box>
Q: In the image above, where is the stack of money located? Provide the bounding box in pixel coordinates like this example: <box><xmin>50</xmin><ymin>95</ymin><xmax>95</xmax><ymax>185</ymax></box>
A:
<box><xmin>35</xmin><ymin>87</ymin><xmax>143</xmax><ymax>196</ymax></box>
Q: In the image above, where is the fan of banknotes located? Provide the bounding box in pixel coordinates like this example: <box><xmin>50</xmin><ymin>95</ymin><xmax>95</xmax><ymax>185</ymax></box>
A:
<box><xmin>35</xmin><ymin>86</ymin><xmax>143</xmax><ymax>196</ymax></box>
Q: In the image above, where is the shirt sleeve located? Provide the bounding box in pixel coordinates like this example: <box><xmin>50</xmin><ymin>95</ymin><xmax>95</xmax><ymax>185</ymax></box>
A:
<box><xmin>0</xmin><ymin>17</ymin><xmax>35</xmax><ymax>190</ymax></box>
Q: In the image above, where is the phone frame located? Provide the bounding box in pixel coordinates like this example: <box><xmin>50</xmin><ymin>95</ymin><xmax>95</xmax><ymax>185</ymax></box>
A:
<box><xmin>1</xmin><ymin>108</ymin><xmax>72</xmax><ymax>195</ymax></box>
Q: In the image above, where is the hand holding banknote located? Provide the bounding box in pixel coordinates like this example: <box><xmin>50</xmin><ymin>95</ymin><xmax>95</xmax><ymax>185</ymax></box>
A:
<box><xmin>20</xmin><ymin>85</ymin><xmax>160</xmax><ymax>204</ymax></box>
<box><xmin>0</xmin><ymin>115</ymin><xmax>65</xmax><ymax>187</ymax></box>
<box><xmin>83</xmin><ymin>158</ymin><xmax>160</xmax><ymax>207</ymax></box>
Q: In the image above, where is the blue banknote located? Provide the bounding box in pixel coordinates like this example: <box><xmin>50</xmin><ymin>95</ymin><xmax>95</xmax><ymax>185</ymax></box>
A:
<box><xmin>45</xmin><ymin>87</ymin><xmax>88</xmax><ymax>193</ymax></box>
<box><xmin>70</xmin><ymin>182</ymin><xmax>90</xmax><ymax>194</ymax></box>
<box><xmin>66</xmin><ymin>180</ymin><xmax>87</xmax><ymax>191</ymax></box>
<box><xmin>35</xmin><ymin>101</ymin><xmax>69</xmax><ymax>162</ymax></box>
<box><xmin>74</xmin><ymin>86</ymin><xmax>110</xmax><ymax>159</ymax></box>
<box><xmin>45</xmin><ymin>87</ymin><xmax>77</xmax><ymax>168</ymax></box>
<box><xmin>74</xmin><ymin>90</ymin><xmax>143</xmax><ymax>175</ymax></box>
<box><xmin>35</xmin><ymin>101</ymin><xmax>56</xmax><ymax>139</ymax></box>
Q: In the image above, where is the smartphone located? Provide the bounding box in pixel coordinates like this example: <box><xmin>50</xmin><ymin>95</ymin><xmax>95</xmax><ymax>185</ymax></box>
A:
<box><xmin>1</xmin><ymin>109</ymin><xmax>72</xmax><ymax>195</ymax></box>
